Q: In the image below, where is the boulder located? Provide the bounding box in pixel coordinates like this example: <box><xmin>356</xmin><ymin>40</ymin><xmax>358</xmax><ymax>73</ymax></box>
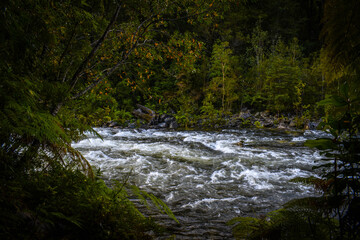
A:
<box><xmin>159</xmin><ymin>114</ymin><xmax>169</xmax><ymax>122</ymax></box>
<box><xmin>260</xmin><ymin>111</ymin><xmax>270</xmax><ymax>119</ymax></box>
<box><xmin>239</xmin><ymin>112</ymin><xmax>252</xmax><ymax>120</ymax></box>
<box><xmin>158</xmin><ymin>122</ymin><xmax>167</xmax><ymax>128</ymax></box>
<box><xmin>164</xmin><ymin>116</ymin><xmax>175</xmax><ymax>124</ymax></box>
<box><xmin>169</xmin><ymin>121</ymin><xmax>179</xmax><ymax>129</ymax></box>
<box><xmin>307</xmin><ymin>122</ymin><xmax>319</xmax><ymax>130</ymax></box>
<box><xmin>277</xmin><ymin>122</ymin><xmax>288</xmax><ymax>129</ymax></box>
<box><xmin>262</xmin><ymin>120</ymin><xmax>274</xmax><ymax>128</ymax></box>
<box><xmin>289</xmin><ymin>119</ymin><xmax>297</xmax><ymax>128</ymax></box>
<box><xmin>108</xmin><ymin>121</ymin><xmax>119</xmax><ymax>128</ymax></box>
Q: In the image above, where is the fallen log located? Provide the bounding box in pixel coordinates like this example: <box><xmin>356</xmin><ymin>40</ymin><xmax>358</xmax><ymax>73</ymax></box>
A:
<box><xmin>132</xmin><ymin>104</ymin><xmax>156</xmax><ymax>122</ymax></box>
<box><xmin>136</xmin><ymin>104</ymin><xmax>155</xmax><ymax>116</ymax></box>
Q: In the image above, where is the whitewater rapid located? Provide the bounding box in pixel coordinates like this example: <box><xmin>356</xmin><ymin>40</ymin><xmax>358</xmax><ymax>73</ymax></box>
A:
<box><xmin>73</xmin><ymin>128</ymin><xmax>330</xmax><ymax>239</ymax></box>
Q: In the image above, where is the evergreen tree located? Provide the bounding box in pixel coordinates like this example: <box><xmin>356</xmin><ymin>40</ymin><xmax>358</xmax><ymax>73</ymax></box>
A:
<box><xmin>204</xmin><ymin>40</ymin><xmax>239</xmax><ymax>114</ymax></box>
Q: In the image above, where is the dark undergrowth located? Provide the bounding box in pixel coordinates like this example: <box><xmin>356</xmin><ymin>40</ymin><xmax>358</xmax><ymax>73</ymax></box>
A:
<box><xmin>0</xmin><ymin>162</ymin><xmax>162</xmax><ymax>240</ymax></box>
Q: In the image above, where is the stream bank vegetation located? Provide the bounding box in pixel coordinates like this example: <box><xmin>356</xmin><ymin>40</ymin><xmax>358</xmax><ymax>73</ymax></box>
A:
<box><xmin>1</xmin><ymin>0</ymin><xmax>359</xmax><ymax>239</ymax></box>
<box><xmin>228</xmin><ymin>0</ymin><xmax>360</xmax><ymax>239</ymax></box>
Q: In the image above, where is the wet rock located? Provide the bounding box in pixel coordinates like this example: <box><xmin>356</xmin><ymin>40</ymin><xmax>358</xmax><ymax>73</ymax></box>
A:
<box><xmin>307</xmin><ymin>121</ymin><xmax>319</xmax><ymax>130</ymax></box>
<box><xmin>260</xmin><ymin>111</ymin><xmax>270</xmax><ymax>119</ymax></box>
<box><xmin>241</xmin><ymin>113</ymin><xmax>253</xmax><ymax>120</ymax></box>
<box><xmin>158</xmin><ymin>122</ymin><xmax>167</xmax><ymax>128</ymax></box>
<box><xmin>262</xmin><ymin>120</ymin><xmax>274</xmax><ymax>128</ymax></box>
<box><xmin>289</xmin><ymin>120</ymin><xmax>297</xmax><ymax>128</ymax></box>
<box><xmin>164</xmin><ymin>116</ymin><xmax>175</xmax><ymax>124</ymax></box>
<box><xmin>108</xmin><ymin>121</ymin><xmax>119</xmax><ymax>127</ymax></box>
<box><xmin>277</xmin><ymin>122</ymin><xmax>288</xmax><ymax>129</ymax></box>
<box><xmin>169</xmin><ymin>121</ymin><xmax>179</xmax><ymax>129</ymax></box>
<box><xmin>227</xmin><ymin>119</ymin><xmax>241</xmax><ymax>128</ymax></box>
<box><xmin>159</xmin><ymin>114</ymin><xmax>171</xmax><ymax>122</ymax></box>
<box><xmin>239</xmin><ymin>110</ymin><xmax>252</xmax><ymax>120</ymax></box>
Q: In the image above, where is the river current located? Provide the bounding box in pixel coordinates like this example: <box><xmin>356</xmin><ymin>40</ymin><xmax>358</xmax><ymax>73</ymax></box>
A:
<box><xmin>73</xmin><ymin>128</ymin><xmax>330</xmax><ymax>239</ymax></box>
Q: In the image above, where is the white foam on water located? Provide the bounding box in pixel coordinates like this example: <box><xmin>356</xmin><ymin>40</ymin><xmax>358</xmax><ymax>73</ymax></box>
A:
<box><xmin>183</xmin><ymin>134</ymin><xmax>211</xmax><ymax>143</ymax></box>
<box><xmin>186</xmin><ymin>165</ymin><xmax>198</xmax><ymax>174</ymax></box>
<box><xmin>113</xmin><ymin>130</ymin><xmax>140</xmax><ymax>137</ymax></box>
<box><xmin>84</xmin><ymin>127</ymin><xmax>113</xmax><ymax>137</ymax></box>
<box><xmin>166</xmin><ymin>192</ymin><xmax>174</xmax><ymax>202</ymax></box>
<box><xmin>145</xmin><ymin>171</ymin><xmax>167</xmax><ymax>184</ymax></box>
<box><xmin>182</xmin><ymin>197</ymin><xmax>245</xmax><ymax>208</ymax></box>
<box><xmin>72</xmin><ymin>138</ymin><xmax>117</xmax><ymax>148</ymax></box>
<box><xmin>285</xmin><ymin>168</ymin><xmax>310</xmax><ymax>178</ymax></box>
<box><xmin>238</xmin><ymin>167</ymin><xmax>274</xmax><ymax>190</ymax></box>
<box><xmin>255</xmin><ymin>150</ymin><xmax>287</xmax><ymax>160</ymax></box>
<box><xmin>304</xmin><ymin>130</ymin><xmax>332</xmax><ymax>138</ymax></box>
<box><xmin>83</xmin><ymin>150</ymin><xmax>110</xmax><ymax>160</ymax></box>
<box><xmin>212</xmin><ymin>140</ymin><xmax>239</xmax><ymax>153</ymax></box>
<box><xmin>210</xmin><ymin>169</ymin><xmax>227</xmax><ymax>183</ymax></box>
<box><xmin>73</xmin><ymin>127</ymin><xmax>328</xmax><ymax>234</ymax></box>
<box><xmin>292</xmin><ymin>136</ymin><xmax>307</xmax><ymax>142</ymax></box>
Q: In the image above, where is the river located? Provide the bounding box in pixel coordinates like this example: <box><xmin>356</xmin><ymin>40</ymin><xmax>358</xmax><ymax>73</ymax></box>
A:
<box><xmin>72</xmin><ymin>128</ymin><xmax>330</xmax><ymax>239</ymax></box>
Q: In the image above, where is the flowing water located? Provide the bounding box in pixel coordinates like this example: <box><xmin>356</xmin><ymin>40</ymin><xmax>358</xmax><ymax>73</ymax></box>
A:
<box><xmin>73</xmin><ymin>128</ymin><xmax>331</xmax><ymax>239</ymax></box>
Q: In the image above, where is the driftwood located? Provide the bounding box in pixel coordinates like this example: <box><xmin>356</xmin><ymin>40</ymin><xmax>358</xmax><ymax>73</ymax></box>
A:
<box><xmin>132</xmin><ymin>104</ymin><xmax>156</xmax><ymax>122</ymax></box>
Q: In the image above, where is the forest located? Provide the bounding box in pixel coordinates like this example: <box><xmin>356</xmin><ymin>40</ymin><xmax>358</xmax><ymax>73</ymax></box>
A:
<box><xmin>0</xmin><ymin>0</ymin><xmax>359</xmax><ymax>239</ymax></box>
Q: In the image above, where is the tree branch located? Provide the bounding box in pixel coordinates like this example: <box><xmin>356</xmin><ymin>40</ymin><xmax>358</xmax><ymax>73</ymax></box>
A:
<box><xmin>68</xmin><ymin>5</ymin><xmax>122</xmax><ymax>93</ymax></box>
<box><xmin>51</xmin><ymin>4</ymin><xmax>121</xmax><ymax>116</ymax></box>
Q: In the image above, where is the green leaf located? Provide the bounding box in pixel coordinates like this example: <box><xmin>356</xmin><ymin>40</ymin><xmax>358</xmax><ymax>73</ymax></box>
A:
<box><xmin>81</xmin><ymin>0</ymin><xmax>91</xmax><ymax>7</ymax></box>
<box><xmin>318</xmin><ymin>95</ymin><xmax>348</xmax><ymax>107</ymax></box>
<box><xmin>130</xmin><ymin>186</ymin><xmax>179</xmax><ymax>223</ymax></box>
<box><xmin>304</xmin><ymin>138</ymin><xmax>337</xmax><ymax>150</ymax></box>
<box><xmin>50</xmin><ymin>212</ymin><xmax>83</xmax><ymax>229</ymax></box>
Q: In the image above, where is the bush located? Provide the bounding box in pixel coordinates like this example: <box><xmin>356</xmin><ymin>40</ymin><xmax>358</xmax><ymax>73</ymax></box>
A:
<box><xmin>0</xmin><ymin>164</ymin><xmax>159</xmax><ymax>240</ymax></box>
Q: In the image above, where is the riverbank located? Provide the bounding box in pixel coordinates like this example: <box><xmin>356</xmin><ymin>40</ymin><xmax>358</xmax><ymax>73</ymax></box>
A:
<box><xmin>103</xmin><ymin>109</ymin><xmax>321</xmax><ymax>131</ymax></box>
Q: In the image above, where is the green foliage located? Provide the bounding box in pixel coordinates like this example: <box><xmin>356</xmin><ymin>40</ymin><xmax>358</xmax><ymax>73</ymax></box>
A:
<box><xmin>1</xmin><ymin>0</ymin><xmax>359</xmax><ymax>238</ymax></box>
<box><xmin>0</xmin><ymin>165</ymin><xmax>159</xmax><ymax>240</ymax></box>
<box><xmin>130</xmin><ymin>186</ymin><xmax>179</xmax><ymax>224</ymax></box>
<box><xmin>228</xmin><ymin>207</ymin><xmax>335</xmax><ymax>240</ymax></box>
<box><xmin>257</xmin><ymin>38</ymin><xmax>303</xmax><ymax>114</ymax></box>
<box><xmin>301</xmin><ymin>98</ymin><xmax>360</xmax><ymax>239</ymax></box>
<box><xmin>254</xmin><ymin>121</ymin><xmax>263</xmax><ymax>128</ymax></box>
<box><xmin>294</xmin><ymin>108</ymin><xmax>311</xmax><ymax>129</ymax></box>
<box><xmin>304</xmin><ymin>138</ymin><xmax>336</xmax><ymax>150</ymax></box>
<box><xmin>230</xmin><ymin>79</ymin><xmax>360</xmax><ymax>239</ymax></box>
<box><xmin>114</xmin><ymin>109</ymin><xmax>133</xmax><ymax>126</ymax></box>
<box><xmin>207</xmin><ymin>40</ymin><xmax>239</xmax><ymax>113</ymax></box>
<box><xmin>321</xmin><ymin>0</ymin><xmax>360</xmax><ymax>73</ymax></box>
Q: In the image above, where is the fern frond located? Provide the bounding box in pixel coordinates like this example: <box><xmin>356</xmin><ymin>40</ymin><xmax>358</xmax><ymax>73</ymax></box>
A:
<box><xmin>129</xmin><ymin>185</ymin><xmax>179</xmax><ymax>223</ymax></box>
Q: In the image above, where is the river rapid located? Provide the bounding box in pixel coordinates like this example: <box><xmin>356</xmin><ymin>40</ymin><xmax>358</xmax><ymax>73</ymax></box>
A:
<box><xmin>72</xmin><ymin>128</ymin><xmax>331</xmax><ymax>239</ymax></box>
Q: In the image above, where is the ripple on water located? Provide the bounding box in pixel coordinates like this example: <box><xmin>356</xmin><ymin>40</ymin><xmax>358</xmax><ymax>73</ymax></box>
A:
<box><xmin>73</xmin><ymin>128</ymin><xmax>325</xmax><ymax>239</ymax></box>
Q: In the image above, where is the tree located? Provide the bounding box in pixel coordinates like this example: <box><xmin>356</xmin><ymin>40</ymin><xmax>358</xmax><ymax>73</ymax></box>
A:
<box><xmin>321</xmin><ymin>0</ymin><xmax>360</xmax><ymax>74</ymax></box>
<box><xmin>0</xmin><ymin>0</ymin><xmax>217</xmax><ymax>172</ymax></box>
<box><xmin>204</xmin><ymin>40</ymin><xmax>239</xmax><ymax>114</ymax></box>
<box><xmin>0</xmin><ymin>0</ymin><xmax>215</xmax><ymax>238</ymax></box>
